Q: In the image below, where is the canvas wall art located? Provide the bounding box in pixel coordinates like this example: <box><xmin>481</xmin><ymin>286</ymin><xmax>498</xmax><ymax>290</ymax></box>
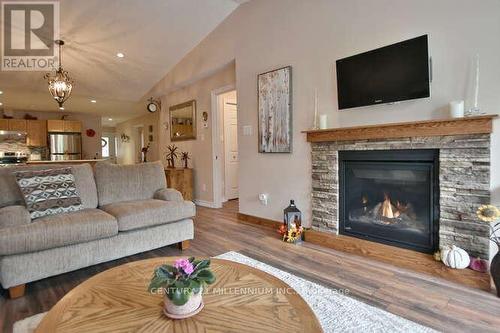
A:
<box><xmin>258</xmin><ymin>66</ymin><xmax>292</xmax><ymax>153</ymax></box>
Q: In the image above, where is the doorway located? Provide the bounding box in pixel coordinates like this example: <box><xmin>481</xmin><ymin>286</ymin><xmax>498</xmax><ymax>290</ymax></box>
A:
<box><xmin>101</xmin><ymin>135</ymin><xmax>117</xmax><ymax>161</ymax></box>
<box><xmin>133</xmin><ymin>125</ymin><xmax>145</xmax><ymax>163</ymax></box>
<box><xmin>211</xmin><ymin>85</ymin><xmax>238</xmax><ymax>208</ymax></box>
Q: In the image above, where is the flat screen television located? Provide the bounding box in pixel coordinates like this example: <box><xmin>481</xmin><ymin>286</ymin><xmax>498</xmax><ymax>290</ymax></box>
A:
<box><xmin>336</xmin><ymin>35</ymin><xmax>430</xmax><ymax>110</ymax></box>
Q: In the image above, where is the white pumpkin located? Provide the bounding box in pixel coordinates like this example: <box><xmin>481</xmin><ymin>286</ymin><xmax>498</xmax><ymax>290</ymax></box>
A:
<box><xmin>441</xmin><ymin>245</ymin><xmax>470</xmax><ymax>269</ymax></box>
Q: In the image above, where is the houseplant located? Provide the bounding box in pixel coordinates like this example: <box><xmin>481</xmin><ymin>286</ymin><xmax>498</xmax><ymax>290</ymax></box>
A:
<box><xmin>148</xmin><ymin>257</ymin><xmax>216</xmax><ymax>318</ymax></box>
<box><xmin>477</xmin><ymin>204</ymin><xmax>500</xmax><ymax>296</ymax></box>
<box><xmin>166</xmin><ymin>144</ymin><xmax>178</xmax><ymax>168</ymax></box>
<box><xmin>181</xmin><ymin>151</ymin><xmax>190</xmax><ymax>168</ymax></box>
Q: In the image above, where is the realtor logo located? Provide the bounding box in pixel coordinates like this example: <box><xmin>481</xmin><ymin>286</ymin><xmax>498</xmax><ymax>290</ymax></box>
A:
<box><xmin>1</xmin><ymin>1</ymin><xmax>60</xmax><ymax>71</ymax></box>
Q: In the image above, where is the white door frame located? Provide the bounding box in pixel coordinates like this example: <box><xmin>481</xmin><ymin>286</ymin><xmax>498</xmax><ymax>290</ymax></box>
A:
<box><xmin>211</xmin><ymin>84</ymin><xmax>236</xmax><ymax>208</ymax></box>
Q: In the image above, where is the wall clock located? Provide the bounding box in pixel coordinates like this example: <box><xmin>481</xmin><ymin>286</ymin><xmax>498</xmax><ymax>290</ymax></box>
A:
<box><xmin>147</xmin><ymin>97</ymin><xmax>161</xmax><ymax>113</ymax></box>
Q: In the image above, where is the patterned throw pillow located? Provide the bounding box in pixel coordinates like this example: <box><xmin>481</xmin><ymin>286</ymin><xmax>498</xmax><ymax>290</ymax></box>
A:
<box><xmin>14</xmin><ymin>167</ymin><xmax>83</xmax><ymax>220</ymax></box>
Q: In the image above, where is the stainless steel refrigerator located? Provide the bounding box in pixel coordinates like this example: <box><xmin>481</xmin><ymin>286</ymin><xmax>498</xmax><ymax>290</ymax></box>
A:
<box><xmin>49</xmin><ymin>133</ymin><xmax>82</xmax><ymax>161</ymax></box>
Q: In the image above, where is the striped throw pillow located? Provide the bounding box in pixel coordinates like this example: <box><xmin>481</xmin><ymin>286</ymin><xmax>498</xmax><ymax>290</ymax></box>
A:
<box><xmin>14</xmin><ymin>167</ymin><xmax>83</xmax><ymax>220</ymax></box>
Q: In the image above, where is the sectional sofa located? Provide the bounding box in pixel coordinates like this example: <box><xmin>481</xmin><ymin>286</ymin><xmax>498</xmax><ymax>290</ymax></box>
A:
<box><xmin>0</xmin><ymin>161</ymin><xmax>195</xmax><ymax>298</ymax></box>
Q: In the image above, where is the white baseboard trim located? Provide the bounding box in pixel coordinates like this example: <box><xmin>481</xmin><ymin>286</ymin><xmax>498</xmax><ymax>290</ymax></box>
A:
<box><xmin>193</xmin><ymin>199</ymin><xmax>220</xmax><ymax>208</ymax></box>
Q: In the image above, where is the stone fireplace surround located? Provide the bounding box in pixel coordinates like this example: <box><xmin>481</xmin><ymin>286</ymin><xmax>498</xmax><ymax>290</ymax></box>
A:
<box><xmin>306</xmin><ymin>116</ymin><xmax>496</xmax><ymax>259</ymax></box>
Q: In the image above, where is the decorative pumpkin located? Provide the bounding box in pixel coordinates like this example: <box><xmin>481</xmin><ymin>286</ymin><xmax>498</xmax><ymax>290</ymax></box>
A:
<box><xmin>469</xmin><ymin>257</ymin><xmax>488</xmax><ymax>273</ymax></box>
<box><xmin>441</xmin><ymin>245</ymin><xmax>470</xmax><ymax>269</ymax></box>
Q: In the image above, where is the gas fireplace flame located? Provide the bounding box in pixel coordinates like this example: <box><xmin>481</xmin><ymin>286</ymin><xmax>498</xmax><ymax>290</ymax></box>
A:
<box><xmin>381</xmin><ymin>194</ymin><xmax>395</xmax><ymax>218</ymax></box>
<box><xmin>376</xmin><ymin>194</ymin><xmax>408</xmax><ymax>219</ymax></box>
<box><xmin>356</xmin><ymin>192</ymin><xmax>417</xmax><ymax>225</ymax></box>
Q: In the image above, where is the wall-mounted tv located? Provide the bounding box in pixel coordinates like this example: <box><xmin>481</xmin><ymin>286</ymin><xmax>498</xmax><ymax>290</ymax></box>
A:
<box><xmin>336</xmin><ymin>35</ymin><xmax>430</xmax><ymax>110</ymax></box>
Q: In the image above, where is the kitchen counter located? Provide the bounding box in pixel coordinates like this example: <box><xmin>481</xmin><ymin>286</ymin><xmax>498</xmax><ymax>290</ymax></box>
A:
<box><xmin>27</xmin><ymin>159</ymin><xmax>110</xmax><ymax>165</ymax></box>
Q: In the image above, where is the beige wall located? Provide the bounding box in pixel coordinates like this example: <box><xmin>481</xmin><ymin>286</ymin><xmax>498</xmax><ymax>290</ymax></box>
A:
<box><xmin>116</xmin><ymin>112</ymin><xmax>160</xmax><ymax>164</ymax></box>
<box><xmin>158</xmin><ymin>63</ymin><xmax>236</xmax><ymax>203</ymax></box>
<box><xmin>11</xmin><ymin>110</ymin><xmax>102</xmax><ymax>159</ymax></box>
<box><xmin>147</xmin><ymin>0</ymin><xmax>500</xmax><ymax>226</ymax></box>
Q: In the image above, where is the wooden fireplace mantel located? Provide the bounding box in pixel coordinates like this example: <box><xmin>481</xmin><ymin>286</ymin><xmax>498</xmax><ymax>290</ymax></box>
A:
<box><xmin>303</xmin><ymin>114</ymin><xmax>498</xmax><ymax>143</ymax></box>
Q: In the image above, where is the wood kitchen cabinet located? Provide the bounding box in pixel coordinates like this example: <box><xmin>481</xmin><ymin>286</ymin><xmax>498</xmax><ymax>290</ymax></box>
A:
<box><xmin>27</xmin><ymin>120</ymin><xmax>47</xmax><ymax>147</ymax></box>
<box><xmin>47</xmin><ymin>120</ymin><xmax>64</xmax><ymax>132</ymax></box>
<box><xmin>47</xmin><ymin>120</ymin><xmax>82</xmax><ymax>133</ymax></box>
<box><xmin>0</xmin><ymin>119</ymin><xmax>8</xmax><ymax>130</ymax></box>
<box><xmin>64</xmin><ymin>121</ymin><xmax>82</xmax><ymax>133</ymax></box>
<box><xmin>0</xmin><ymin>119</ymin><xmax>28</xmax><ymax>131</ymax></box>
<box><xmin>7</xmin><ymin>119</ymin><xmax>27</xmax><ymax>132</ymax></box>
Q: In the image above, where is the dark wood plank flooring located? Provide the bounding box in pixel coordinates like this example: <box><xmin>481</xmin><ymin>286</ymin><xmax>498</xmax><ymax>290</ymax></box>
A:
<box><xmin>1</xmin><ymin>200</ymin><xmax>500</xmax><ymax>332</ymax></box>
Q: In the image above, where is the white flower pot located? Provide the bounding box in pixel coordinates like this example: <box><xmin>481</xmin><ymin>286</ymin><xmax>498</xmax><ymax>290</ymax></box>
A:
<box><xmin>163</xmin><ymin>289</ymin><xmax>203</xmax><ymax>319</ymax></box>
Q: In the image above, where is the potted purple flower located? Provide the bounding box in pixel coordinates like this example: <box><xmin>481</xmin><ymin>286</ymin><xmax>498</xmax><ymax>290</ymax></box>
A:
<box><xmin>148</xmin><ymin>257</ymin><xmax>216</xmax><ymax>318</ymax></box>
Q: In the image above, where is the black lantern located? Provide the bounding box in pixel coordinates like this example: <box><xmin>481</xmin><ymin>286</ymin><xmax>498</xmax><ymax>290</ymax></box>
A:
<box><xmin>282</xmin><ymin>200</ymin><xmax>303</xmax><ymax>243</ymax></box>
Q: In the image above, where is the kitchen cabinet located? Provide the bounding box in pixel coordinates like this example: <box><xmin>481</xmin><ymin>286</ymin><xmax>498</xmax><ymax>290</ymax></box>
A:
<box><xmin>47</xmin><ymin>120</ymin><xmax>64</xmax><ymax>132</ymax></box>
<box><xmin>27</xmin><ymin>120</ymin><xmax>47</xmax><ymax>147</ymax></box>
<box><xmin>64</xmin><ymin>121</ymin><xmax>82</xmax><ymax>133</ymax></box>
<box><xmin>0</xmin><ymin>119</ymin><xmax>8</xmax><ymax>130</ymax></box>
<box><xmin>8</xmin><ymin>119</ymin><xmax>27</xmax><ymax>132</ymax></box>
<box><xmin>47</xmin><ymin>120</ymin><xmax>82</xmax><ymax>133</ymax></box>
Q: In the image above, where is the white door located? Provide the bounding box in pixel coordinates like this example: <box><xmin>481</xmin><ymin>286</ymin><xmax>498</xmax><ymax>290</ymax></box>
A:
<box><xmin>224</xmin><ymin>98</ymin><xmax>238</xmax><ymax>200</ymax></box>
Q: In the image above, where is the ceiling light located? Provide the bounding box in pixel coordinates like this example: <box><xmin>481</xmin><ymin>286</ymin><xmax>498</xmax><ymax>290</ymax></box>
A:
<box><xmin>0</xmin><ymin>102</ymin><xmax>3</xmax><ymax>106</ymax></box>
<box><xmin>44</xmin><ymin>40</ymin><xmax>74</xmax><ymax>108</ymax></box>
<box><xmin>116</xmin><ymin>52</ymin><xmax>125</xmax><ymax>58</ymax></box>
<box><xmin>0</xmin><ymin>91</ymin><xmax>3</xmax><ymax>94</ymax></box>
<box><xmin>59</xmin><ymin>106</ymin><xmax>65</xmax><ymax>110</ymax></box>
<box><xmin>108</xmin><ymin>118</ymin><xmax>113</xmax><ymax>121</ymax></box>
<box><xmin>90</xmin><ymin>99</ymin><xmax>97</xmax><ymax>103</ymax></box>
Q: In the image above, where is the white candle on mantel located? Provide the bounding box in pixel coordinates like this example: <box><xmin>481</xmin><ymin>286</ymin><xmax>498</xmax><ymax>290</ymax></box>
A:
<box><xmin>474</xmin><ymin>54</ymin><xmax>480</xmax><ymax>109</ymax></box>
<box><xmin>313</xmin><ymin>88</ymin><xmax>318</xmax><ymax>129</ymax></box>
<box><xmin>319</xmin><ymin>114</ymin><xmax>328</xmax><ymax>129</ymax></box>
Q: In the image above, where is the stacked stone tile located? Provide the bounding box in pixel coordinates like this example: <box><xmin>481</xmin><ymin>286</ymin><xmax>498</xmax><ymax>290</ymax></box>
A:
<box><xmin>311</xmin><ymin>134</ymin><xmax>491</xmax><ymax>259</ymax></box>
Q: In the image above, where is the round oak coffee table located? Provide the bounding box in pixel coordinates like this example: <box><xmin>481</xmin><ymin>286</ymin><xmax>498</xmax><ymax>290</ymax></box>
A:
<box><xmin>36</xmin><ymin>257</ymin><xmax>322</xmax><ymax>332</ymax></box>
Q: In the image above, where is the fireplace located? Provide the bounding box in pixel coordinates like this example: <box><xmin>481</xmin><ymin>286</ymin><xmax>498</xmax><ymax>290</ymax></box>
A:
<box><xmin>338</xmin><ymin>150</ymin><xmax>439</xmax><ymax>253</ymax></box>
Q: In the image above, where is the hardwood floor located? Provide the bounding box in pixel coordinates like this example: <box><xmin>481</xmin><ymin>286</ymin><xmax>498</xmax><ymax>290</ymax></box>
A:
<box><xmin>1</xmin><ymin>200</ymin><xmax>500</xmax><ymax>332</ymax></box>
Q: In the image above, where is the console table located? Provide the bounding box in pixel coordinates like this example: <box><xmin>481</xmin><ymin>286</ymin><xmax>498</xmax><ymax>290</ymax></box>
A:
<box><xmin>165</xmin><ymin>168</ymin><xmax>193</xmax><ymax>201</ymax></box>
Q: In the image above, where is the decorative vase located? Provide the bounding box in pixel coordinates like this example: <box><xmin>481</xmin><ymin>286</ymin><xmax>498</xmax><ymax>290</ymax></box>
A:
<box><xmin>163</xmin><ymin>289</ymin><xmax>204</xmax><ymax>319</ymax></box>
<box><xmin>490</xmin><ymin>252</ymin><xmax>500</xmax><ymax>297</ymax></box>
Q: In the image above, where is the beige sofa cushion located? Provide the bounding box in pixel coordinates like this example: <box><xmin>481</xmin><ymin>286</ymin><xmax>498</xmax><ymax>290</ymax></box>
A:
<box><xmin>101</xmin><ymin>199</ymin><xmax>195</xmax><ymax>231</ymax></box>
<box><xmin>0</xmin><ymin>209</ymin><xmax>118</xmax><ymax>255</ymax></box>
<box><xmin>0</xmin><ymin>205</ymin><xmax>31</xmax><ymax>228</ymax></box>
<box><xmin>95</xmin><ymin>162</ymin><xmax>167</xmax><ymax>206</ymax></box>
<box><xmin>0</xmin><ymin>164</ymin><xmax>98</xmax><ymax>209</ymax></box>
<box><xmin>154</xmin><ymin>188</ymin><xmax>184</xmax><ymax>202</ymax></box>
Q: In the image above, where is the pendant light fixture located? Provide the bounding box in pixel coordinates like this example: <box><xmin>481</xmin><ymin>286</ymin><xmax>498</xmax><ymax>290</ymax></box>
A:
<box><xmin>44</xmin><ymin>40</ymin><xmax>74</xmax><ymax>109</ymax></box>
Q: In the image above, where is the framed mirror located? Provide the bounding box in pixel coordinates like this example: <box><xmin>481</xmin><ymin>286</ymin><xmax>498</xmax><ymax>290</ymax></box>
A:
<box><xmin>169</xmin><ymin>100</ymin><xmax>196</xmax><ymax>141</ymax></box>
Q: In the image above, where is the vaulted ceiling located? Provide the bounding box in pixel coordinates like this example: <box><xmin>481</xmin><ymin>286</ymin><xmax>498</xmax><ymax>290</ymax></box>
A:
<box><xmin>0</xmin><ymin>0</ymin><xmax>245</xmax><ymax>125</ymax></box>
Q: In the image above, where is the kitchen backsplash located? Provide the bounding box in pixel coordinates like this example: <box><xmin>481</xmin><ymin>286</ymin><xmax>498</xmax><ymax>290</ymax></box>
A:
<box><xmin>0</xmin><ymin>132</ymin><xmax>30</xmax><ymax>155</ymax></box>
<box><xmin>29</xmin><ymin>147</ymin><xmax>49</xmax><ymax>160</ymax></box>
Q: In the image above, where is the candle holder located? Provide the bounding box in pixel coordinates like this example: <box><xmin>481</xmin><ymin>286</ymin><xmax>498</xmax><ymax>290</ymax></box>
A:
<box><xmin>312</xmin><ymin>88</ymin><xmax>319</xmax><ymax>130</ymax></box>
<box><xmin>466</xmin><ymin>54</ymin><xmax>485</xmax><ymax>116</ymax></box>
